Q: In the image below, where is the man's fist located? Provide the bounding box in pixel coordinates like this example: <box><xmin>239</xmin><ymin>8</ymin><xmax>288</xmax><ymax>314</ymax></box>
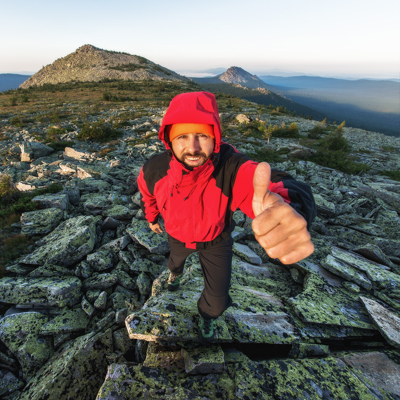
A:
<box><xmin>252</xmin><ymin>162</ymin><xmax>314</xmax><ymax>264</ymax></box>
<box><xmin>149</xmin><ymin>222</ymin><xmax>163</xmax><ymax>234</ymax></box>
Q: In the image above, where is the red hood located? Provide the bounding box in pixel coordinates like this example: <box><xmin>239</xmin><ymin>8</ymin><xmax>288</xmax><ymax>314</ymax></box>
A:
<box><xmin>159</xmin><ymin>91</ymin><xmax>222</xmax><ymax>154</ymax></box>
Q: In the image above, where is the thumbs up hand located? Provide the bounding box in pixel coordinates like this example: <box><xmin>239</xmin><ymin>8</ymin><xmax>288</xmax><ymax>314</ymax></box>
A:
<box><xmin>252</xmin><ymin>162</ymin><xmax>314</xmax><ymax>264</ymax></box>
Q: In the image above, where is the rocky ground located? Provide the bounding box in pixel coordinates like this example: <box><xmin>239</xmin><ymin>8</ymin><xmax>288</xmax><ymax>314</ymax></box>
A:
<box><xmin>0</xmin><ymin>88</ymin><xmax>400</xmax><ymax>399</ymax></box>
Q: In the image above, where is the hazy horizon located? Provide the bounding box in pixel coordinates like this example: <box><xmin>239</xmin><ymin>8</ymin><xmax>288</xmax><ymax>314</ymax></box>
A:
<box><xmin>1</xmin><ymin>0</ymin><xmax>399</xmax><ymax>81</ymax></box>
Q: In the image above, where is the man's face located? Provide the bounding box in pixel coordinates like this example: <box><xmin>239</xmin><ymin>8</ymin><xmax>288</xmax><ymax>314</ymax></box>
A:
<box><xmin>171</xmin><ymin>132</ymin><xmax>215</xmax><ymax>169</ymax></box>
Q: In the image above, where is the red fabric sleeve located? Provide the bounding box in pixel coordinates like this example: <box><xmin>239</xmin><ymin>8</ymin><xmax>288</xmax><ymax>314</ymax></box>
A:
<box><xmin>137</xmin><ymin>168</ymin><xmax>160</xmax><ymax>224</ymax></box>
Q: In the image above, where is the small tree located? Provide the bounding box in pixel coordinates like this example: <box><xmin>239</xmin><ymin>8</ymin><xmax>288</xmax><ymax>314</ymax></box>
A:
<box><xmin>337</xmin><ymin>121</ymin><xmax>346</xmax><ymax>133</ymax></box>
<box><xmin>0</xmin><ymin>175</ymin><xmax>17</xmax><ymax>203</ymax></box>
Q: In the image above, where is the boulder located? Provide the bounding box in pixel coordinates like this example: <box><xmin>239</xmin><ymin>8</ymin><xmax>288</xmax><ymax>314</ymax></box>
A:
<box><xmin>21</xmin><ymin>215</ymin><xmax>99</xmax><ymax>266</ymax></box>
<box><xmin>0</xmin><ymin>276</ymin><xmax>82</xmax><ymax>307</ymax></box>
<box><xmin>21</xmin><ymin>207</ymin><xmax>64</xmax><ymax>235</ymax></box>
<box><xmin>126</xmin><ymin>219</ymin><xmax>170</xmax><ymax>254</ymax></box>
<box><xmin>19</xmin><ymin>329</ymin><xmax>113</xmax><ymax>400</ymax></box>
<box><xmin>0</xmin><ymin>312</ymin><xmax>54</xmax><ymax>380</ymax></box>
<box><xmin>31</xmin><ymin>192</ymin><xmax>69</xmax><ymax>210</ymax></box>
<box><xmin>19</xmin><ymin>141</ymin><xmax>53</xmax><ymax>162</ymax></box>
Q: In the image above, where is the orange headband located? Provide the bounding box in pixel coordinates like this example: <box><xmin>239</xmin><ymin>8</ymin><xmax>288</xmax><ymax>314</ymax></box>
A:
<box><xmin>168</xmin><ymin>123</ymin><xmax>214</xmax><ymax>142</ymax></box>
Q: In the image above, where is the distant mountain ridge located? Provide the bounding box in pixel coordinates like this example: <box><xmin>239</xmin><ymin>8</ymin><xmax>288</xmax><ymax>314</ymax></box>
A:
<box><xmin>20</xmin><ymin>45</ymin><xmax>188</xmax><ymax>89</ymax></box>
<box><xmin>260</xmin><ymin>75</ymin><xmax>400</xmax><ymax>137</ymax></box>
<box><xmin>191</xmin><ymin>67</ymin><xmax>325</xmax><ymax>119</ymax></box>
<box><xmin>0</xmin><ymin>74</ymin><xmax>31</xmax><ymax>92</ymax></box>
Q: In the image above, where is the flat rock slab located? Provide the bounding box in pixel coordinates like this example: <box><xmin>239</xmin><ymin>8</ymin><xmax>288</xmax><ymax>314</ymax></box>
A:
<box><xmin>96</xmin><ymin>353</ymin><xmax>384</xmax><ymax>399</ymax></box>
<box><xmin>182</xmin><ymin>345</ymin><xmax>225</xmax><ymax>374</ymax></box>
<box><xmin>0</xmin><ymin>312</ymin><xmax>54</xmax><ymax>380</ymax></box>
<box><xmin>360</xmin><ymin>296</ymin><xmax>400</xmax><ymax>348</ymax></box>
<box><xmin>126</xmin><ymin>269</ymin><xmax>297</xmax><ymax>344</ymax></box>
<box><xmin>225</xmin><ymin>285</ymin><xmax>298</xmax><ymax>344</ymax></box>
<box><xmin>19</xmin><ymin>329</ymin><xmax>113</xmax><ymax>400</ymax></box>
<box><xmin>125</xmin><ymin>278</ymin><xmax>232</xmax><ymax>343</ymax></box>
<box><xmin>232</xmin><ymin>242</ymin><xmax>262</xmax><ymax>265</ymax></box>
<box><xmin>126</xmin><ymin>220</ymin><xmax>170</xmax><ymax>255</ymax></box>
<box><xmin>288</xmin><ymin>273</ymin><xmax>375</xmax><ymax>330</ymax></box>
<box><xmin>0</xmin><ymin>276</ymin><xmax>82</xmax><ymax>307</ymax></box>
<box><xmin>21</xmin><ymin>215</ymin><xmax>98</xmax><ymax>266</ymax></box>
<box><xmin>21</xmin><ymin>207</ymin><xmax>64</xmax><ymax>235</ymax></box>
<box><xmin>40</xmin><ymin>308</ymin><xmax>90</xmax><ymax>335</ymax></box>
<box><xmin>341</xmin><ymin>351</ymin><xmax>400</xmax><ymax>398</ymax></box>
<box><xmin>31</xmin><ymin>192</ymin><xmax>69</xmax><ymax>210</ymax></box>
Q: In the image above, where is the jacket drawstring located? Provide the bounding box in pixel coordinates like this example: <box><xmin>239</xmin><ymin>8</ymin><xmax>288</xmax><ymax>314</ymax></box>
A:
<box><xmin>184</xmin><ymin>185</ymin><xmax>197</xmax><ymax>201</ymax></box>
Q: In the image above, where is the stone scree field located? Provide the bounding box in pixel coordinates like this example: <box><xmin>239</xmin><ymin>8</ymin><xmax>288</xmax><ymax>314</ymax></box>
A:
<box><xmin>0</xmin><ymin>86</ymin><xmax>400</xmax><ymax>399</ymax></box>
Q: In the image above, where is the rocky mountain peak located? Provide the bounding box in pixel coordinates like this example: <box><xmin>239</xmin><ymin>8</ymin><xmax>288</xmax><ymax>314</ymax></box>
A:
<box><xmin>76</xmin><ymin>44</ymin><xmax>100</xmax><ymax>53</ymax></box>
<box><xmin>19</xmin><ymin>45</ymin><xmax>187</xmax><ymax>89</ymax></box>
<box><xmin>217</xmin><ymin>66</ymin><xmax>268</xmax><ymax>90</ymax></box>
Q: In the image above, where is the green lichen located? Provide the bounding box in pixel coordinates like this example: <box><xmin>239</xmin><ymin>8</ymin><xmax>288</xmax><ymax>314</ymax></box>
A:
<box><xmin>0</xmin><ymin>276</ymin><xmax>82</xmax><ymax>307</ymax></box>
<box><xmin>288</xmin><ymin>273</ymin><xmax>375</xmax><ymax>330</ymax></box>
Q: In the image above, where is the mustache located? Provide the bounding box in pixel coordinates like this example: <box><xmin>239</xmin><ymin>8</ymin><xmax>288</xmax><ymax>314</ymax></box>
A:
<box><xmin>182</xmin><ymin>151</ymin><xmax>207</xmax><ymax>159</ymax></box>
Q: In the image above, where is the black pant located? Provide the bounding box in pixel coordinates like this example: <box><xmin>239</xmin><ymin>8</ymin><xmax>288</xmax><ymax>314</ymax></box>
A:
<box><xmin>167</xmin><ymin>234</ymin><xmax>233</xmax><ymax>319</ymax></box>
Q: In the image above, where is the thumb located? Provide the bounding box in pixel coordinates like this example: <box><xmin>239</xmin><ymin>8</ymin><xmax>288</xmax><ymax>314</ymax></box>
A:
<box><xmin>252</xmin><ymin>162</ymin><xmax>271</xmax><ymax>217</ymax></box>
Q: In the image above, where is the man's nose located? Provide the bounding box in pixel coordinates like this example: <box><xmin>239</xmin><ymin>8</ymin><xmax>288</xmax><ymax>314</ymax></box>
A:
<box><xmin>187</xmin><ymin>135</ymin><xmax>201</xmax><ymax>153</ymax></box>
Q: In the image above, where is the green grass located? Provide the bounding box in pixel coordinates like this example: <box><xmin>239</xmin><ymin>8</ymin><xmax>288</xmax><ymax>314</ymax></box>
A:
<box><xmin>381</xmin><ymin>170</ymin><xmax>400</xmax><ymax>181</ymax></box>
<box><xmin>0</xmin><ymin>179</ymin><xmax>64</xmax><ymax>277</ymax></box>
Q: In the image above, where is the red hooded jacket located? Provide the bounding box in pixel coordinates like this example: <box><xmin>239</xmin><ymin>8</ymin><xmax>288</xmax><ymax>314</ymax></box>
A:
<box><xmin>137</xmin><ymin>92</ymin><xmax>316</xmax><ymax>249</ymax></box>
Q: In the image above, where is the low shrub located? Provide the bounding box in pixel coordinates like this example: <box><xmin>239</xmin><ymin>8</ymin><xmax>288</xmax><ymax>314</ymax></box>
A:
<box><xmin>46</xmin><ymin>126</ymin><xmax>67</xmax><ymax>142</ymax></box>
<box><xmin>77</xmin><ymin>121</ymin><xmax>123</xmax><ymax>142</ymax></box>
<box><xmin>47</xmin><ymin>140</ymin><xmax>75</xmax><ymax>152</ymax></box>
<box><xmin>309</xmin><ymin>131</ymin><xmax>369</xmax><ymax>174</ymax></box>
<box><xmin>381</xmin><ymin>170</ymin><xmax>400</xmax><ymax>181</ymax></box>
<box><xmin>10</xmin><ymin>116</ymin><xmax>24</xmax><ymax>127</ymax></box>
<box><xmin>0</xmin><ymin>234</ymin><xmax>35</xmax><ymax>278</ymax></box>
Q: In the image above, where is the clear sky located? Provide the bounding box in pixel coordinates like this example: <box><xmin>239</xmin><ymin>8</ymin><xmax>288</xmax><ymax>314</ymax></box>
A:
<box><xmin>1</xmin><ymin>0</ymin><xmax>399</xmax><ymax>79</ymax></box>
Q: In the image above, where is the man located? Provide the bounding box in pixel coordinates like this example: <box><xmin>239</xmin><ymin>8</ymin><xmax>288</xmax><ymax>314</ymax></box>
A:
<box><xmin>138</xmin><ymin>91</ymin><xmax>316</xmax><ymax>343</ymax></box>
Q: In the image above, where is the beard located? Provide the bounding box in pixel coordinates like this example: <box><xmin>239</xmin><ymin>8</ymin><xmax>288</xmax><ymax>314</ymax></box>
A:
<box><xmin>180</xmin><ymin>151</ymin><xmax>209</xmax><ymax>169</ymax></box>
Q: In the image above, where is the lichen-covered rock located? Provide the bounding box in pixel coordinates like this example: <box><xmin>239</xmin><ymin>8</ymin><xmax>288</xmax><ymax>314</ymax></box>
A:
<box><xmin>94</xmin><ymin>291</ymin><xmax>108</xmax><ymax>310</ymax></box>
<box><xmin>142</xmin><ymin>342</ymin><xmax>184</xmax><ymax>370</ymax></box>
<box><xmin>28</xmin><ymin>264</ymin><xmax>75</xmax><ymax>278</ymax></box>
<box><xmin>182</xmin><ymin>345</ymin><xmax>225</xmax><ymax>374</ymax></box>
<box><xmin>113</xmin><ymin>328</ymin><xmax>134</xmax><ymax>355</ymax></box>
<box><xmin>0</xmin><ymin>370</ymin><xmax>24</xmax><ymax>398</ymax></box>
<box><xmin>40</xmin><ymin>308</ymin><xmax>90</xmax><ymax>335</ymax></box>
<box><xmin>83</xmin><ymin>272</ymin><xmax>119</xmax><ymax>290</ymax></box>
<box><xmin>126</xmin><ymin>219</ymin><xmax>170</xmax><ymax>254</ymax></box>
<box><xmin>20</xmin><ymin>141</ymin><xmax>53</xmax><ymax>162</ymax></box>
<box><xmin>360</xmin><ymin>296</ymin><xmax>400</xmax><ymax>349</ymax></box>
<box><xmin>0</xmin><ymin>312</ymin><xmax>54</xmax><ymax>380</ymax></box>
<box><xmin>341</xmin><ymin>351</ymin><xmax>400</xmax><ymax>398</ymax></box>
<box><xmin>87</xmin><ymin>248</ymin><xmax>115</xmax><ymax>272</ymax></box>
<box><xmin>129</xmin><ymin>257</ymin><xmax>165</xmax><ymax>279</ymax></box>
<box><xmin>21</xmin><ymin>207</ymin><xmax>64</xmax><ymax>235</ymax></box>
<box><xmin>21</xmin><ymin>215</ymin><xmax>99</xmax><ymax>266</ymax></box>
<box><xmin>136</xmin><ymin>272</ymin><xmax>152</xmax><ymax>296</ymax></box>
<box><xmin>232</xmin><ymin>242</ymin><xmax>262</xmax><ymax>265</ymax></box>
<box><xmin>82</xmin><ymin>193</ymin><xmax>110</xmax><ymax>215</ymax></box>
<box><xmin>288</xmin><ymin>273</ymin><xmax>375</xmax><ymax>330</ymax></box>
<box><xmin>95</xmin><ymin>353</ymin><xmax>383</xmax><ymax>399</ymax></box>
<box><xmin>0</xmin><ymin>276</ymin><xmax>82</xmax><ymax>307</ymax></box>
<box><xmin>19</xmin><ymin>329</ymin><xmax>113</xmax><ymax>400</ymax></box>
<box><xmin>103</xmin><ymin>205</ymin><xmax>136</xmax><ymax>221</ymax></box>
<box><xmin>31</xmin><ymin>192</ymin><xmax>69</xmax><ymax>210</ymax></box>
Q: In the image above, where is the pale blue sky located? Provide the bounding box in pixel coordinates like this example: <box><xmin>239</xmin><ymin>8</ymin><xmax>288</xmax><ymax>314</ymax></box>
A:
<box><xmin>1</xmin><ymin>0</ymin><xmax>399</xmax><ymax>79</ymax></box>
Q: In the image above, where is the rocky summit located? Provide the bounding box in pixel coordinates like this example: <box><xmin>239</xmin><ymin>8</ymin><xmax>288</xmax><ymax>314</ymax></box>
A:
<box><xmin>0</xmin><ymin>78</ymin><xmax>400</xmax><ymax>399</ymax></box>
<box><xmin>19</xmin><ymin>44</ymin><xmax>187</xmax><ymax>89</ymax></box>
<box><xmin>216</xmin><ymin>66</ymin><xmax>269</xmax><ymax>90</ymax></box>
